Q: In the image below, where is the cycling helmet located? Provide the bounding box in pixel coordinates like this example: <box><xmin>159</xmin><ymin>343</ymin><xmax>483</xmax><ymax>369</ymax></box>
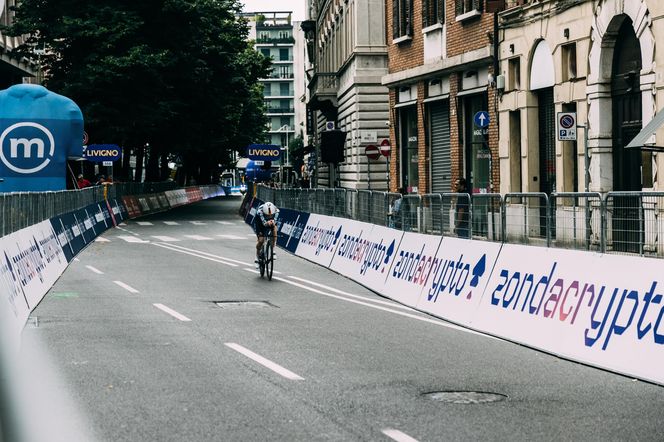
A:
<box><xmin>262</xmin><ymin>202</ymin><xmax>276</xmax><ymax>216</ymax></box>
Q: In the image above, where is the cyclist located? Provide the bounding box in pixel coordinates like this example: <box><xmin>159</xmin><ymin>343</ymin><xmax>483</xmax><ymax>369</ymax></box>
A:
<box><xmin>254</xmin><ymin>201</ymin><xmax>280</xmax><ymax>269</ymax></box>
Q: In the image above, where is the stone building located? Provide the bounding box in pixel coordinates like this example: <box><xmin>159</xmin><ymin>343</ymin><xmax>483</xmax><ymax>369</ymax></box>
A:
<box><xmin>0</xmin><ymin>0</ymin><xmax>36</xmax><ymax>87</ymax></box>
<box><xmin>303</xmin><ymin>0</ymin><xmax>390</xmax><ymax>189</ymax></box>
<box><xmin>382</xmin><ymin>0</ymin><xmax>502</xmax><ymax>195</ymax></box>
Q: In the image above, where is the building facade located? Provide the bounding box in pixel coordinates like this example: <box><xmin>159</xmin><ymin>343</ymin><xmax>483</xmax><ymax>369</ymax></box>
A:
<box><xmin>244</xmin><ymin>11</ymin><xmax>306</xmax><ymax>170</ymax></box>
<box><xmin>303</xmin><ymin>0</ymin><xmax>390</xmax><ymax>190</ymax></box>
<box><xmin>382</xmin><ymin>0</ymin><xmax>501</xmax><ymax>196</ymax></box>
<box><xmin>0</xmin><ymin>0</ymin><xmax>35</xmax><ymax>88</ymax></box>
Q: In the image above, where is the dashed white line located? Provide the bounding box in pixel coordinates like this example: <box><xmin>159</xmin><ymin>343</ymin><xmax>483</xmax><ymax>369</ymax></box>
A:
<box><xmin>95</xmin><ymin>237</ymin><xmax>111</xmax><ymax>243</ymax></box>
<box><xmin>190</xmin><ymin>221</ymin><xmax>207</xmax><ymax>225</ymax></box>
<box><xmin>113</xmin><ymin>281</ymin><xmax>140</xmax><ymax>294</ymax></box>
<box><xmin>216</xmin><ymin>221</ymin><xmax>235</xmax><ymax>225</ymax></box>
<box><xmin>151</xmin><ymin>235</ymin><xmax>180</xmax><ymax>242</ymax></box>
<box><xmin>153</xmin><ymin>303</ymin><xmax>191</xmax><ymax>322</ymax></box>
<box><xmin>224</xmin><ymin>343</ymin><xmax>304</xmax><ymax>381</ymax></box>
<box><xmin>163</xmin><ymin>221</ymin><xmax>180</xmax><ymax>225</ymax></box>
<box><xmin>382</xmin><ymin>429</ymin><xmax>419</xmax><ymax>442</ymax></box>
<box><xmin>184</xmin><ymin>235</ymin><xmax>213</xmax><ymax>241</ymax></box>
<box><xmin>85</xmin><ymin>265</ymin><xmax>104</xmax><ymax>275</ymax></box>
<box><xmin>136</xmin><ymin>221</ymin><xmax>154</xmax><ymax>226</ymax></box>
<box><xmin>217</xmin><ymin>234</ymin><xmax>246</xmax><ymax>240</ymax></box>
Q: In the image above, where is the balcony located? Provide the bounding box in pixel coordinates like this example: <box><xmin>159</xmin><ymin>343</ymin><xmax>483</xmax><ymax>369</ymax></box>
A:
<box><xmin>307</xmin><ymin>72</ymin><xmax>339</xmax><ymax>118</ymax></box>
<box><xmin>256</xmin><ymin>37</ymin><xmax>295</xmax><ymax>45</ymax></box>
<box><xmin>264</xmin><ymin>72</ymin><xmax>295</xmax><ymax>80</ymax></box>
<box><xmin>266</xmin><ymin>107</ymin><xmax>295</xmax><ymax>115</ymax></box>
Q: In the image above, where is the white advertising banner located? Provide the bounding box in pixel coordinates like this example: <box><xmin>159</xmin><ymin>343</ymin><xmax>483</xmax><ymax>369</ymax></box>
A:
<box><xmin>472</xmin><ymin>244</ymin><xmax>664</xmax><ymax>385</ymax></box>
<box><xmin>416</xmin><ymin>237</ymin><xmax>502</xmax><ymax>326</ymax></box>
<box><xmin>381</xmin><ymin>231</ymin><xmax>442</xmax><ymax>308</ymax></box>
<box><xmin>295</xmin><ymin>214</ymin><xmax>344</xmax><ymax>268</ymax></box>
<box><xmin>330</xmin><ymin>224</ymin><xmax>404</xmax><ymax>294</ymax></box>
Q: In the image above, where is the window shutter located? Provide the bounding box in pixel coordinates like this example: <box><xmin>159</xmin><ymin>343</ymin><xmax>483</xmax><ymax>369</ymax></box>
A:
<box><xmin>393</xmin><ymin>0</ymin><xmax>400</xmax><ymax>38</ymax></box>
<box><xmin>422</xmin><ymin>0</ymin><xmax>430</xmax><ymax>28</ymax></box>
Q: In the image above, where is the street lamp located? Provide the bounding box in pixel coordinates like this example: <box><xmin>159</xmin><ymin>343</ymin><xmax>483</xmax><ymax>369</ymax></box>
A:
<box><xmin>275</xmin><ymin>124</ymin><xmax>290</xmax><ymax>187</ymax></box>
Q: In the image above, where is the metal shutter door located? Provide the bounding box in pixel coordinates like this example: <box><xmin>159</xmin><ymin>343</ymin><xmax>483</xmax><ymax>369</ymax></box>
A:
<box><xmin>429</xmin><ymin>101</ymin><xmax>451</xmax><ymax>194</ymax></box>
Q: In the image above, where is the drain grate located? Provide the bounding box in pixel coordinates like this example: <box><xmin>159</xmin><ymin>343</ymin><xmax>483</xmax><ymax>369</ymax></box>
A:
<box><xmin>423</xmin><ymin>391</ymin><xmax>507</xmax><ymax>404</ymax></box>
<box><xmin>214</xmin><ymin>301</ymin><xmax>277</xmax><ymax>309</ymax></box>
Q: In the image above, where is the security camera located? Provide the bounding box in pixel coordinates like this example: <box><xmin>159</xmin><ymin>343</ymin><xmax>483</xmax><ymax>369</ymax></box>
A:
<box><xmin>385</xmin><ymin>120</ymin><xmax>391</xmax><ymax>127</ymax></box>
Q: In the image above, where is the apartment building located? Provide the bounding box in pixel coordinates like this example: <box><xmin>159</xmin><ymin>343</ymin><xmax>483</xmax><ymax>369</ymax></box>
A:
<box><xmin>0</xmin><ymin>0</ymin><xmax>35</xmax><ymax>87</ymax></box>
<box><xmin>382</xmin><ymin>0</ymin><xmax>502</xmax><ymax>195</ymax></box>
<box><xmin>244</xmin><ymin>11</ymin><xmax>306</xmax><ymax>168</ymax></box>
<box><xmin>303</xmin><ymin>0</ymin><xmax>390</xmax><ymax>189</ymax></box>
<box><xmin>498</xmin><ymin>0</ymin><xmax>664</xmax><ymax>195</ymax></box>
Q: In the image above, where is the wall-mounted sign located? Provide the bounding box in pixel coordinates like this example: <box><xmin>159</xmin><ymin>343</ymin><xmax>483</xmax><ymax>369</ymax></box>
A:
<box><xmin>84</xmin><ymin>144</ymin><xmax>121</xmax><ymax>162</ymax></box>
<box><xmin>557</xmin><ymin>112</ymin><xmax>577</xmax><ymax>141</ymax></box>
<box><xmin>246</xmin><ymin>144</ymin><xmax>282</xmax><ymax>162</ymax></box>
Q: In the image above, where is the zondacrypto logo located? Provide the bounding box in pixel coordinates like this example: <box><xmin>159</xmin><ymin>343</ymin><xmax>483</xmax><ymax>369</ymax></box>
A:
<box><xmin>300</xmin><ymin>224</ymin><xmax>342</xmax><ymax>256</ymax></box>
<box><xmin>335</xmin><ymin>233</ymin><xmax>397</xmax><ymax>275</ymax></box>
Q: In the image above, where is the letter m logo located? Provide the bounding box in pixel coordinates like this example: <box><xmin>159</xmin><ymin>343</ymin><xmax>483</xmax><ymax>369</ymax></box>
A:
<box><xmin>10</xmin><ymin>138</ymin><xmax>45</xmax><ymax>158</ymax></box>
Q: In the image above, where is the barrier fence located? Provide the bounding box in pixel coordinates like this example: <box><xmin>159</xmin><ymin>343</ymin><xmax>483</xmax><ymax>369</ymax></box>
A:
<box><xmin>0</xmin><ymin>181</ymin><xmax>177</xmax><ymax>238</ymax></box>
<box><xmin>257</xmin><ymin>186</ymin><xmax>664</xmax><ymax>258</ymax></box>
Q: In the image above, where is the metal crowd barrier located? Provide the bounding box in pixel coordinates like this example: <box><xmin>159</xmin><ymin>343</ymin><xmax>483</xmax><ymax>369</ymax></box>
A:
<box><xmin>0</xmin><ymin>181</ymin><xmax>177</xmax><ymax>238</ymax></box>
<box><xmin>256</xmin><ymin>185</ymin><xmax>664</xmax><ymax>258</ymax></box>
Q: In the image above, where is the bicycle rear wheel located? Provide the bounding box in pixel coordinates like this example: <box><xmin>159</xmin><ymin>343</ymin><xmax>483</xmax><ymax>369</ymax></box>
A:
<box><xmin>259</xmin><ymin>250</ymin><xmax>266</xmax><ymax>277</ymax></box>
<box><xmin>265</xmin><ymin>241</ymin><xmax>274</xmax><ymax>280</ymax></box>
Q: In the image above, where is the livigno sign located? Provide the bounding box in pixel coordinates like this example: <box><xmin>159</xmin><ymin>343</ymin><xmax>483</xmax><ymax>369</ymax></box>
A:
<box><xmin>246</xmin><ymin>144</ymin><xmax>281</xmax><ymax>162</ymax></box>
<box><xmin>84</xmin><ymin>144</ymin><xmax>122</xmax><ymax>162</ymax></box>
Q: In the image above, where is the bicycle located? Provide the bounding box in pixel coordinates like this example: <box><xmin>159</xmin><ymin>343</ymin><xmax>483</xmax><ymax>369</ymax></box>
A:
<box><xmin>258</xmin><ymin>229</ymin><xmax>275</xmax><ymax>280</ymax></box>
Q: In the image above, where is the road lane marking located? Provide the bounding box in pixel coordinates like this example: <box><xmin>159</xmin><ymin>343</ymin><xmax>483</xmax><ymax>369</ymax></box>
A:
<box><xmin>216</xmin><ymin>221</ymin><xmax>235</xmax><ymax>225</ymax></box>
<box><xmin>136</xmin><ymin>221</ymin><xmax>154</xmax><ymax>226</ymax></box>
<box><xmin>95</xmin><ymin>237</ymin><xmax>111</xmax><ymax>243</ymax></box>
<box><xmin>85</xmin><ymin>265</ymin><xmax>104</xmax><ymax>275</ymax></box>
<box><xmin>224</xmin><ymin>343</ymin><xmax>304</xmax><ymax>381</ymax></box>
<box><xmin>243</xmin><ymin>269</ymin><xmax>492</xmax><ymax>338</ymax></box>
<box><xmin>118</xmin><ymin>222</ymin><xmax>127</xmax><ymax>226</ymax></box>
<box><xmin>153</xmin><ymin>303</ymin><xmax>191</xmax><ymax>322</ymax></box>
<box><xmin>217</xmin><ymin>234</ymin><xmax>246</xmax><ymax>240</ymax></box>
<box><xmin>151</xmin><ymin>235</ymin><xmax>180</xmax><ymax>242</ymax></box>
<box><xmin>113</xmin><ymin>281</ymin><xmax>140</xmax><ymax>294</ymax></box>
<box><xmin>382</xmin><ymin>429</ymin><xmax>419</xmax><ymax>442</ymax></box>
<box><xmin>287</xmin><ymin>276</ymin><xmax>417</xmax><ymax>312</ymax></box>
<box><xmin>190</xmin><ymin>221</ymin><xmax>207</xmax><ymax>225</ymax></box>
<box><xmin>152</xmin><ymin>243</ymin><xmax>238</xmax><ymax>267</ymax></box>
<box><xmin>163</xmin><ymin>221</ymin><xmax>180</xmax><ymax>225</ymax></box>
<box><xmin>184</xmin><ymin>235</ymin><xmax>213</xmax><ymax>241</ymax></box>
<box><xmin>156</xmin><ymin>243</ymin><xmax>251</xmax><ymax>266</ymax></box>
<box><xmin>117</xmin><ymin>235</ymin><xmax>150</xmax><ymax>243</ymax></box>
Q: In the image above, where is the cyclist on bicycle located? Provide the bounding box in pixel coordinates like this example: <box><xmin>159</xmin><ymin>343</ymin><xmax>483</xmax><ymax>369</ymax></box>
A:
<box><xmin>254</xmin><ymin>201</ymin><xmax>280</xmax><ymax>269</ymax></box>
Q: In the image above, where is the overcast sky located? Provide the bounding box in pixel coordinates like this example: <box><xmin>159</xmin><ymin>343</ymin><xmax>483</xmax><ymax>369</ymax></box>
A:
<box><xmin>240</xmin><ymin>0</ymin><xmax>306</xmax><ymax>21</ymax></box>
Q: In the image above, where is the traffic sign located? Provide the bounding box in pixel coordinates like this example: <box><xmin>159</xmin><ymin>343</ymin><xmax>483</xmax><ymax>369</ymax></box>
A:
<box><xmin>380</xmin><ymin>139</ymin><xmax>391</xmax><ymax>158</ymax></box>
<box><xmin>82</xmin><ymin>131</ymin><xmax>89</xmax><ymax>145</ymax></box>
<box><xmin>557</xmin><ymin>112</ymin><xmax>577</xmax><ymax>141</ymax></box>
<box><xmin>474</xmin><ymin>111</ymin><xmax>490</xmax><ymax>128</ymax></box>
<box><xmin>246</xmin><ymin>144</ymin><xmax>281</xmax><ymax>161</ymax></box>
<box><xmin>365</xmin><ymin>145</ymin><xmax>380</xmax><ymax>160</ymax></box>
<box><xmin>84</xmin><ymin>144</ymin><xmax>122</xmax><ymax>162</ymax></box>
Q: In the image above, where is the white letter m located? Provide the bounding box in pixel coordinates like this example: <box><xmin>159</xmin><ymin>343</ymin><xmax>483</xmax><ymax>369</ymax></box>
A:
<box><xmin>10</xmin><ymin>138</ymin><xmax>45</xmax><ymax>158</ymax></box>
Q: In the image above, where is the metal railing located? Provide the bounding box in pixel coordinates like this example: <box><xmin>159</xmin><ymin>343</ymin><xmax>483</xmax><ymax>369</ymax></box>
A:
<box><xmin>257</xmin><ymin>185</ymin><xmax>664</xmax><ymax>258</ymax></box>
<box><xmin>0</xmin><ymin>181</ymin><xmax>177</xmax><ymax>238</ymax></box>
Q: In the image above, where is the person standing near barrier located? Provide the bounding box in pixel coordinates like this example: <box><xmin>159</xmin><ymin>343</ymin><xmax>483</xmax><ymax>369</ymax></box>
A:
<box><xmin>388</xmin><ymin>187</ymin><xmax>404</xmax><ymax>229</ymax></box>
<box><xmin>455</xmin><ymin>178</ymin><xmax>470</xmax><ymax>238</ymax></box>
<box><xmin>77</xmin><ymin>174</ymin><xmax>91</xmax><ymax>189</ymax></box>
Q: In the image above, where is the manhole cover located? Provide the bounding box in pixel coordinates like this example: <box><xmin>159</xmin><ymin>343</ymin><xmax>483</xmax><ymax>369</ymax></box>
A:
<box><xmin>424</xmin><ymin>391</ymin><xmax>507</xmax><ymax>404</ymax></box>
<box><xmin>214</xmin><ymin>301</ymin><xmax>277</xmax><ymax>309</ymax></box>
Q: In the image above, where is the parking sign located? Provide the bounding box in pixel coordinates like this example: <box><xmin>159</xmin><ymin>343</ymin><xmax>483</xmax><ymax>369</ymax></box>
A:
<box><xmin>557</xmin><ymin>112</ymin><xmax>577</xmax><ymax>141</ymax></box>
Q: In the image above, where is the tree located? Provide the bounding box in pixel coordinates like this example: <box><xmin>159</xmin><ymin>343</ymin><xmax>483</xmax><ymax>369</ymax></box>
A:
<box><xmin>3</xmin><ymin>0</ymin><xmax>271</xmax><ymax>184</ymax></box>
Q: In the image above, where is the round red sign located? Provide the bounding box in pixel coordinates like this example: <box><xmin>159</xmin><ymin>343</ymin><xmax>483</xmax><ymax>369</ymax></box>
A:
<box><xmin>365</xmin><ymin>145</ymin><xmax>380</xmax><ymax>160</ymax></box>
<box><xmin>380</xmin><ymin>139</ymin><xmax>391</xmax><ymax>157</ymax></box>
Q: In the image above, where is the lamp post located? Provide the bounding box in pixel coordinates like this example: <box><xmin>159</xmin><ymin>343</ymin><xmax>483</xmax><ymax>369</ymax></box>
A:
<box><xmin>276</xmin><ymin>124</ymin><xmax>290</xmax><ymax>187</ymax></box>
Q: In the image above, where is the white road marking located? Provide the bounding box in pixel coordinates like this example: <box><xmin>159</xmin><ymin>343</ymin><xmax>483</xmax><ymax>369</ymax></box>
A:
<box><xmin>217</xmin><ymin>234</ymin><xmax>246</xmax><ymax>240</ymax></box>
<box><xmin>136</xmin><ymin>221</ymin><xmax>154</xmax><ymax>226</ymax></box>
<box><xmin>151</xmin><ymin>235</ymin><xmax>180</xmax><ymax>242</ymax></box>
<box><xmin>159</xmin><ymin>243</ymin><xmax>252</xmax><ymax>266</ymax></box>
<box><xmin>152</xmin><ymin>243</ymin><xmax>238</xmax><ymax>267</ymax></box>
<box><xmin>224</xmin><ymin>343</ymin><xmax>304</xmax><ymax>381</ymax></box>
<box><xmin>113</xmin><ymin>281</ymin><xmax>140</xmax><ymax>294</ymax></box>
<box><xmin>184</xmin><ymin>235</ymin><xmax>213</xmax><ymax>241</ymax></box>
<box><xmin>153</xmin><ymin>303</ymin><xmax>191</xmax><ymax>322</ymax></box>
<box><xmin>190</xmin><ymin>221</ymin><xmax>207</xmax><ymax>225</ymax></box>
<box><xmin>85</xmin><ymin>265</ymin><xmax>104</xmax><ymax>275</ymax></box>
<box><xmin>163</xmin><ymin>221</ymin><xmax>180</xmax><ymax>225</ymax></box>
<box><xmin>73</xmin><ymin>258</ymin><xmax>80</xmax><ymax>262</ymax></box>
<box><xmin>216</xmin><ymin>221</ymin><xmax>235</xmax><ymax>225</ymax></box>
<box><xmin>287</xmin><ymin>276</ymin><xmax>416</xmax><ymax>312</ymax></box>
<box><xmin>243</xmin><ymin>269</ymin><xmax>492</xmax><ymax>338</ymax></box>
<box><xmin>95</xmin><ymin>237</ymin><xmax>111</xmax><ymax>243</ymax></box>
<box><xmin>118</xmin><ymin>222</ymin><xmax>127</xmax><ymax>226</ymax></box>
<box><xmin>246</xmin><ymin>233</ymin><xmax>256</xmax><ymax>237</ymax></box>
<box><xmin>117</xmin><ymin>235</ymin><xmax>150</xmax><ymax>243</ymax></box>
<box><xmin>382</xmin><ymin>429</ymin><xmax>419</xmax><ymax>442</ymax></box>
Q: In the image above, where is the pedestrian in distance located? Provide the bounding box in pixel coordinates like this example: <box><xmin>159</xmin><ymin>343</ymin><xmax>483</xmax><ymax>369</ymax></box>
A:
<box><xmin>77</xmin><ymin>174</ymin><xmax>92</xmax><ymax>189</ymax></box>
<box><xmin>454</xmin><ymin>178</ymin><xmax>470</xmax><ymax>239</ymax></box>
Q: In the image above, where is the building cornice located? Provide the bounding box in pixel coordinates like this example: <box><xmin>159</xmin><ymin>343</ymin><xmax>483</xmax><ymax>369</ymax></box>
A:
<box><xmin>382</xmin><ymin>45</ymin><xmax>492</xmax><ymax>87</ymax></box>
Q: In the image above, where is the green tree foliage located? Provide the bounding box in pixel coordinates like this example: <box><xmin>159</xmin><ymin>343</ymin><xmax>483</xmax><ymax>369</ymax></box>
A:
<box><xmin>3</xmin><ymin>0</ymin><xmax>271</xmax><ymax>183</ymax></box>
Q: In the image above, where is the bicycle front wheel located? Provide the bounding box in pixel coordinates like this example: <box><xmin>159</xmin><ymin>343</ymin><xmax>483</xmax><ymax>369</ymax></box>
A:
<box><xmin>265</xmin><ymin>241</ymin><xmax>274</xmax><ymax>280</ymax></box>
<box><xmin>259</xmin><ymin>250</ymin><xmax>266</xmax><ymax>277</ymax></box>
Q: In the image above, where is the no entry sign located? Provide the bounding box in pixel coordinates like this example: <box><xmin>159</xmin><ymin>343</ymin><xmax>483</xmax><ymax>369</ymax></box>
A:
<box><xmin>380</xmin><ymin>139</ymin><xmax>391</xmax><ymax>157</ymax></box>
<box><xmin>365</xmin><ymin>145</ymin><xmax>380</xmax><ymax>160</ymax></box>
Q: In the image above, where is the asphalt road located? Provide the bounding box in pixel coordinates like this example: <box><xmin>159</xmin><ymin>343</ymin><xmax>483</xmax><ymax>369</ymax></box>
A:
<box><xmin>20</xmin><ymin>197</ymin><xmax>664</xmax><ymax>441</ymax></box>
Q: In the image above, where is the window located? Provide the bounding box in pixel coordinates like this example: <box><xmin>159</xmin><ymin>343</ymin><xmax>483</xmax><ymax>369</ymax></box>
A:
<box><xmin>280</xmin><ymin>83</ymin><xmax>290</xmax><ymax>96</ymax></box>
<box><xmin>455</xmin><ymin>0</ymin><xmax>483</xmax><ymax>17</ymax></box>
<box><xmin>422</xmin><ymin>0</ymin><xmax>444</xmax><ymax>28</ymax></box>
<box><xmin>561</xmin><ymin>43</ymin><xmax>577</xmax><ymax>82</ymax></box>
<box><xmin>392</xmin><ymin>0</ymin><xmax>414</xmax><ymax>40</ymax></box>
<box><xmin>279</xmin><ymin>48</ymin><xmax>289</xmax><ymax>61</ymax></box>
<box><xmin>280</xmin><ymin>117</ymin><xmax>291</xmax><ymax>127</ymax></box>
<box><xmin>509</xmin><ymin>111</ymin><xmax>522</xmax><ymax>192</ymax></box>
<box><xmin>261</xmin><ymin>48</ymin><xmax>271</xmax><ymax>58</ymax></box>
<box><xmin>508</xmin><ymin>57</ymin><xmax>521</xmax><ymax>91</ymax></box>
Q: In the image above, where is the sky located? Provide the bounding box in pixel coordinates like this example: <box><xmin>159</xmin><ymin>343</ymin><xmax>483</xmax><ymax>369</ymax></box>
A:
<box><xmin>240</xmin><ymin>0</ymin><xmax>306</xmax><ymax>21</ymax></box>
